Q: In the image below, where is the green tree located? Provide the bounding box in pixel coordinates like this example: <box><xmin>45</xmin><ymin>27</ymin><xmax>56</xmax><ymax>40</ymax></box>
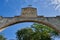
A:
<box><xmin>16</xmin><ymin>28</ymin><xmax>33</xmax><ymax>40</ymax></box>
<box><xmin>0</xmin><ymin>35</ymin><xmax>6</xmax><ymax>40</ymax></box>
<box><xmin>16</xmin><ymin>23</ymin><xmax>59</xmax><ymax>40</ymax></box>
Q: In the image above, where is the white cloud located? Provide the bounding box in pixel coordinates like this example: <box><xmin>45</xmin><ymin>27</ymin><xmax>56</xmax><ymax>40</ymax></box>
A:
<box><xmin>50</xmin><ymin>0</ymin><xmax>60</xmax><ymax>10</ymax></box>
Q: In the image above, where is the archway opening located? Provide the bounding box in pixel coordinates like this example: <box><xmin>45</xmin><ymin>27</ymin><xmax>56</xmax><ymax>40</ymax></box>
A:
<box><xmin>0</xmin><ymin>21</ymin><xmax>60</xmax><ymax>40</ymax></box>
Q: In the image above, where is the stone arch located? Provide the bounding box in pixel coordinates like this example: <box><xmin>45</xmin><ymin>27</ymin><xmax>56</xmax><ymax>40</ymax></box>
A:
<box><xmin>0</xmin><ymin>20</ymin><xmax>60</xmax><ymax>33</ymax></box>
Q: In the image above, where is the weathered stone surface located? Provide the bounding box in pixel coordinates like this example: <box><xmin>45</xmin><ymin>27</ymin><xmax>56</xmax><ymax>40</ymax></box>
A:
<box><xmin>0</xmin><ymin>6</ymin><xmax>60</xmax><ymax>33</ymax></box>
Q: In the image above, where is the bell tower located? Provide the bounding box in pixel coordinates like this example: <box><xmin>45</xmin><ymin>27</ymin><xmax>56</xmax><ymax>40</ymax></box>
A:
<box><xmin>21</xmin><ymin>5</ymin><xmax>37</xmax><ymax>17</ymax></box>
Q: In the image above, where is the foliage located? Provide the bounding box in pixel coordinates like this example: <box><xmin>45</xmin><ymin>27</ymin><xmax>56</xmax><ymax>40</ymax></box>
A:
<box><xmin>0</xmin><ymin>35</ymin><xmax>6</xmax><ymax>40</ymax></box>
<box><xmin>16</xmin><ymin>23</ymin><xmax>59</xmax><ymax>40</ymax></box>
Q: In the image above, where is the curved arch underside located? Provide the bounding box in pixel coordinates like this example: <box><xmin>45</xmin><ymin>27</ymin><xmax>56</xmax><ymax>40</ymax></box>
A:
<box><xmin>0</xmin><ymin>20</ymin><xmax>60</xmax><ymax>33</ymax></box>
<box><xmin>0</xmin><ymin>6</ymin><xmax>60</xmax><ymax>33</ymax></box>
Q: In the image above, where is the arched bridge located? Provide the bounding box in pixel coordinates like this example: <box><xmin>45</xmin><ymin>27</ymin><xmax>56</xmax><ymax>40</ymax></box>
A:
<box><xmin>0</xmin><ymin>6</ymin><xmax>60</xmax><ymax>33</ymax></box>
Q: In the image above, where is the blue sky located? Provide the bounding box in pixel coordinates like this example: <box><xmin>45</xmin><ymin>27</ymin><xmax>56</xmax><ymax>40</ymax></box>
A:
<box><xmin>0</xmin><ymin>0</ymin><xmax>60</xmax><ymax>17</ymax></box>
<box><xmin>0</xmin><ymin>0</ymin><xmax>60</xmax><ymax>40</ymax></box>
<box><xmin>0</xmin><ymin>22</ymin><xmax>34</xmax><ymax>40</ymax></box>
